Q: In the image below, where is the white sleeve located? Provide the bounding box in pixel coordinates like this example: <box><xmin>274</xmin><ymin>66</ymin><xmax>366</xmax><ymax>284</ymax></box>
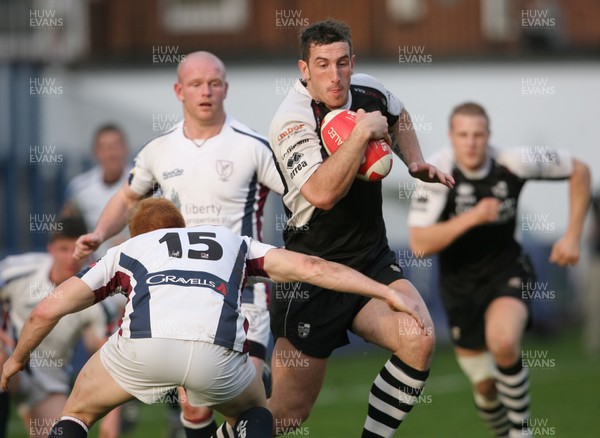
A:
<box><xmin>128</xmin><ymin>147</ymin><xmax>158</xmax><ymax>196</ymax></box>
<box><xmin>271</xmin><ymin>120</ymin><xmax>323</xmax><ymax>190</ymax></box>
<box><xmin>407</xmin><ymin>181</ymin><xmax>450</xmax><ymax>227</ymax></box>
<box><xmin>496</xmin><ymin>147</ymin><xmax>573</xmax><ymax>180</ymax></box>
<box><xmin>255</xmin><ymin>141</ymin><xmax>285</xmax><ymax>196</ymax></box>
<box><xmin>245</xmin><ymin>238</ymin><xmax>277</xmax><ymax>279</ymax></box>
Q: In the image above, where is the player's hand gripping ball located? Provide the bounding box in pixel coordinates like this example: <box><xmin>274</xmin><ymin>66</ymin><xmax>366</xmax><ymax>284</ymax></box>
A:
<box><xmin>320</xmin><ymin>109</ymin><xmax>393</xmax><ymax>181</ymax></box>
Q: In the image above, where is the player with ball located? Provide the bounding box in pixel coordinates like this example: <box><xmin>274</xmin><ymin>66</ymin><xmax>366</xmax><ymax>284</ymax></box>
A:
<box><xmin>268</xmin><ymin>19</ymin><xmax>454</xmax><ymax>437</ymax></box>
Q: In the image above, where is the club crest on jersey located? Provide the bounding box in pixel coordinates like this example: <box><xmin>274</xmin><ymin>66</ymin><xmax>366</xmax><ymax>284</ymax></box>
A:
<box><xmin>298</xmin><ymin>322</ymin><xmax>311</xmax><ymax>339</ymax></box>
<box><xmin>216</xmin><ymin>160</ymin><xmax>233</xmax><ymax>181</ymax></box>
<box><xmin>491</xmin><ymin>181</ymin><xmax>508</xmax><ymax>198</ymax></box>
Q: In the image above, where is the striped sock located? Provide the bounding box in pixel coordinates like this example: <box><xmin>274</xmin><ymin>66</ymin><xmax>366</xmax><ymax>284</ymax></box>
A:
<box><xmin>473</xmin><ymin>391</ymin><xmax>511</xmax><ymax>437</ymax></box>
<box><xmin>495</xmin><ymin>360</ymin><xmax>530</xmax><ymax>438</ymax></box>
<box><xmin>214</xmin><ymin>422</ymin><xmax>235</xmax><ymax>438</ymax></box>
<box><xmin>362</xmin><ymin>356</ymin><xmax>429</xmax><ymax>438</ymax></box>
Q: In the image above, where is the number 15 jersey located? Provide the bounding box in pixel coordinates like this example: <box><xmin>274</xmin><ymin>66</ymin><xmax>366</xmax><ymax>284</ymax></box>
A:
<box><xmin>77</xmin><ymin>225</ymin><xmax>275</xmax><ymax>353</ymax></box>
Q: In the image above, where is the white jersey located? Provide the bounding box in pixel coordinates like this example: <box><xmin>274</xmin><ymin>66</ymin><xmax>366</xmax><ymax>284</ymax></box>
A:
<box><xmin>129</xmin><ymin>116</ymin><xmax>284</xmax><ymax>240</ymax></box>
<box><xmin>0</xmin><ymin>253</ymin><xmax>107</xmax><ymax>366</ymax></box>
<box><xmin>77</xmin><ymin>225</ymin><xmax>276</xmax><ymax>353</ymax></box>
<box><xmin>65</xmin><ymin>165</ymin><xmax>132</xmax><ymax>255</ymax></box>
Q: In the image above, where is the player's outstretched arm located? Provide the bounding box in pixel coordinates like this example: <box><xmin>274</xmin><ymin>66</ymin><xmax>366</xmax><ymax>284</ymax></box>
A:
<box><xmin>410</xmin><ymin>197</ymin><xmax>500</xmax><ymax>256</ymax></box>
<box><xmin>391</xmin><ymin>109</ymin><xmax>454</xmax><ymax>189</ymax></box>
<box><xmin>262</xmin><ymin>248</ymin><xmax>423</xmax><ymax>325</ymax></box>
<box><xmin>550</xmin><ymin>158</ymin><xmax>591</xmax><ymax>266</ymax></box>
<box><xmin>300</xmin><ymin>109</ymin><xmax>388</xmax><ymax>210</ymax></box>
<box><xmin>74</xmin><ymin>183</ymin><xmax>142</xmax><ymax>260</ymax></box>
<box><xmin>0</xmin><ymin>277</ymin><xmax>95</xmax><ymax>391</ymax></box>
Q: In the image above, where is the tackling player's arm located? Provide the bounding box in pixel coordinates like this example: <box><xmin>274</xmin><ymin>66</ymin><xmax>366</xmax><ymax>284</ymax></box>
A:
<box><xmin>391</xmin><ymin>109</ymin><xmax>454</xmax><ymax>189</ymax></box>
<box><xmin>409</xmin><ymin>197</ymin><xmax>500</xmax><ymax>256</ymax></box>
<box><xmin>300</xmin><ymin>109</ymin><xmax>388</xmax><ymax>210</ymax></box>
<box><xmin>74</xmin><ymin>183</ymin><xmax>142</xmax><ymax>260</ymax></box>
<box><xmin>549</xmin><ymin>158</ymin><xmax>591</xmax><ymax>266</ymax></box>
<box><xmin>0</xmin><ymin>277</ymin><xmax>95</xmax><ymax>391</ymax></box>
<box><xmin>262</xmin><ymin>248</ymin><xmax>423</xmax><ymax>325</ymax></box>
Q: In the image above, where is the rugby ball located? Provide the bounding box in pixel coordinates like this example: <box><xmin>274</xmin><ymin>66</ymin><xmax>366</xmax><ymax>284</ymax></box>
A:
<box><xmin>320</xmin><ymin>109</ymin><xmax>393</xmax><ymax>181</ymax></box>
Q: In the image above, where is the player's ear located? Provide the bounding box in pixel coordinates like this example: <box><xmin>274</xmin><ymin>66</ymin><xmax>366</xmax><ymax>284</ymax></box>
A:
<box><xmin>174</xmin><ymin>82</ymin><xmax>183</xmax><ymax>102</ymax></box>
<box><xmin>223</xmin><ymin>80</ymin><xmax>229</xmax><ymax>99</ymax></box>
<box><xmin>298</xmin><ymin>59</ymin><xmax>309</xmax><ymax>81</ymax></box>
<box><xmin>350</xmin><ymin>54</ymin><xmax>356</xmax><ymax>72</ymax></box>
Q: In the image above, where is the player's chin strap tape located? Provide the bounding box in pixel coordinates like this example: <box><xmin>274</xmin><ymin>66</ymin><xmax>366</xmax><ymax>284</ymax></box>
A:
<box><xmin>248</xmin><ymin>341</ymin><xmax>267</xmax><ymax>361</ymax></box>
<box><xmin>456</xmin><ymin>351</ymin><xmax>496</xmax><ymax>385</ymax></box>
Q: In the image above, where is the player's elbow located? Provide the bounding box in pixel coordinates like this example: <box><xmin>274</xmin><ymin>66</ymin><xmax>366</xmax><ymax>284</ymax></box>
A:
<box><xmin>30</xmin><ymin>300</ymin><xmax>61</xmax><ymax>326</ymax></box>
<box><xmin>571</xmin><ymin>159</ymin><xmax>591</xmax><ymax>186</ymax></box>
<box><xmin>301</xmin><ymin>186</ymin><xmax>340</xmax><ymax>211</ymax></box>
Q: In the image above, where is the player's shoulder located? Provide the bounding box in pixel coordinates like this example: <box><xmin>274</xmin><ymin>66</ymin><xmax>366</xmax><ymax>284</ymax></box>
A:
<box><xmin>350</xmin><ymin>73</ymin><xmax>385</xmax><ymax>89</ymax></box>
<box><xmin>136</xmin><ymin>121</ymin><xmax>183</xmax><ymax>156</ymax></box>
<box><xmin>0</xmin><ymin>252</ymin><xmax>50</xmax><ymax>286</ymax></box>
<box><xmin>68</xmin><ymin>166</ymin><xmax>101</xmax><ymax>192</ymax></box>
<box><xmin>227</xmin><ymin>117</ymin><xmax>270</xmax><ymax>149</ymax></box>
<box><xmin>270</xmin><ymin>80</ymin><xmax>317</xmax><ymax>134</ymax></box>
<box><xmin>351</xmin><ymin>73</ymin><xmax>401</xmax><ymax>115</ymax></box>
<box><xmin>492</xmin><ymin>145</ymin><xmax>527</xmax><ymax>174</ymax></box>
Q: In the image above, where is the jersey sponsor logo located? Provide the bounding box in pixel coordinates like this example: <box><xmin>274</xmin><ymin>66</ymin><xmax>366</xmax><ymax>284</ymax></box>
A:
<box><xmin>284</xmin><ymin>138</ymin><xmax>310</xmax><ymax>156</ymax></box>
<box><xmin>277</xmin><ymin>123</ymin><xmax>306</xmax><ymax>142</ymax></box>
<box><xmin>491</xmin><ymin>181</ymin><xmax>508</xmax><ymax>198</ymax></box>
<box><xmin>145</xmin><ymin>272</ymin><xmax>228</xmax><ymax>295</ymax></box>
<box><xmin>286</xmin><ymin>152</ymin><xmax>304</xmax><ymax>169</ymax></box>
<box><xmin>162</xmin><ymin>168</ymin><xmax>183</xmax><ymax>180</ymax></box>
<box><xmin>298</xmin><ymin>322</ymin><xmax>311</xmax><ymax>339</ymax></box>
<box><xmin>287</xmin><ymin>155</ymin><xmax>307</xmax><ymax>179</ymax></box>
<box><xmin>216</xmin><ymin>160</ymin><xmax>233</xmax><ymax>181</ymax></box>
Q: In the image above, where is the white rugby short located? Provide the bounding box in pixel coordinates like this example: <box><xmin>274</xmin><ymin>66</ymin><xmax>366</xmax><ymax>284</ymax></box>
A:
<box><xmin>242</xmin><ymin>282</ymin><xmax>270</xmax><ymax>350</ymax></box>
<box><xmin>100</xmin><ymin>333</ymin><xmax>255</xmax><ymax>406</ymax></box>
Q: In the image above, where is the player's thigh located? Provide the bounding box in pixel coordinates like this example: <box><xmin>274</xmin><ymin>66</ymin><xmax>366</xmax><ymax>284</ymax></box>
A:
<box><xmin>211</xmin><ymin>365</ymin><xmax>267</xmax><ymax>420</ymax></box>
<box><xmin>63</xmin><ymin>350</ymin><xmax>133</xmax><ymax>427</ymax></box>
<box><xmin>178</xmin><ymin>387</ymin><xmax>212</xmax><ymax>421</ymax></box>
<box><xmin>268</xmin><ymin>337</ymin><xmax>327</xmax><ymax>417</ymax></box>
<box><xmin>484</xmin><ymin>296</ymin><xmax>528</xmax><ymax>350</ymax></box>
<box><xmin>352</xmin><ymin>278</ymin><xmax>434</xmax><ymax>352</ymax></box>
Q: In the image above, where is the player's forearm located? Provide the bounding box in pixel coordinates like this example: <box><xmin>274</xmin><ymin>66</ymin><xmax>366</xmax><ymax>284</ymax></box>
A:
<box><xmin>301</xmin><ymin>129</ymin><xmax>370</xmax><ymax>210</ymax></box>
<box><xmin>565</xmin><ymin>159</ymin><xmax>591</xmax><ymax>240</ymax></box>
<box><xmin>94</xmin><ymin>187</ymin><xmax>136</xmax><ymax>241</ymax></box>
<box><xmin>391</xmin><ymin>110</ymin><xmax>424</xmax><ymax>167</ymax></box>
<box><xmin>409</xmin><ymin>212</ymin><xmax>479</xmax><ymax>256</ymax></box>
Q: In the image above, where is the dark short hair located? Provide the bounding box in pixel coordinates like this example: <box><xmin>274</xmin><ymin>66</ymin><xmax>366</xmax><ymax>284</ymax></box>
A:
<box><xmin>300</xmin><ymin>19</ymin><xmax>353</xmax><ymax>62</ymax></box>
<box><xmin>449</xmin><ymin>102</ymin><xmax>490</xmax><ymax>130</ymax></box>
<box><xmin>48</xmin><ymin>216</ymin><xmax>87</xmax><ymax>243</ymax></box>
<box><xmin>93</xmin><ymin>124</ymin><xmax>127</xmax><ymax>149</ymax></box>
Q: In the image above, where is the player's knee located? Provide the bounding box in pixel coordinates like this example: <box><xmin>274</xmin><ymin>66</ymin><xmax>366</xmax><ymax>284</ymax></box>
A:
<box><xmin>396</xmin><ymin>321</ymin><xmax>436</xmax><ymax>360</ymax></box>
<box><xmin>271</xmin><ymin>404</ymin><xmax>311</xmax><ymax>435</ymax></box>
<box><xmin>487</xmin><ymin>335</ymin><xmax>520</xmax><ymax>366</ymax></box>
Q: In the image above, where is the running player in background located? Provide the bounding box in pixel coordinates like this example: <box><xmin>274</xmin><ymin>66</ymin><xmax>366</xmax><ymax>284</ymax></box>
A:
<box><xmin>73</xmin><ymin>51</ymin><xmax>284</xmax><ymax>437</ymax></box>
<box><xmin>1</xmin><ymin>198</ymin><xmax>421</xmax><ymax>438</ymax></box>
<box><xmin>408</xmin><ymin>102</ymin><xmax>591</xmax><ymax>437</ymax></box>
<box><xmin>62</xmin><ymin>124</ymin><xmax>132</xmax><ymax>259</ymax></box>
<box><xmin>0</xmin><ymin>217</ymin><xmax>108</xmax><ymax>438</ymax></box>
<box><xmin>268</xmin><ymin>19</ymin><xmax>453</xmax><ymax>437</ymax></box>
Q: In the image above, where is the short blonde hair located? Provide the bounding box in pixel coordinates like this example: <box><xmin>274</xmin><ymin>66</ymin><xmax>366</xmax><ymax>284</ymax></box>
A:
<box><xmin>128</xmin><ymin>198</ymin><xmax>185</xmax><ymax>237</ymax></box>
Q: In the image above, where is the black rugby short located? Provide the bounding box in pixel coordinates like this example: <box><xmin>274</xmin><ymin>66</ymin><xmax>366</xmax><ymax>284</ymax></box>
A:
<box><xmin>442</xmin><ymin>254</ymin><xmax>535</xmax><ymax>349</ymax></box>
<box><xmin>270</xmin><ymin>249</ymin><xmax>404</xmax><ymax>358</ymax></box>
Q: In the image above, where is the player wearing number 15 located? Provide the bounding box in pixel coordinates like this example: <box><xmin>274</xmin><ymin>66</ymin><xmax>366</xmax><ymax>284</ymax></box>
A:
<box><xmin>1</xmin><ymin>199</ymin><xmax>420</xmax><ymax>438</ymax></box>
